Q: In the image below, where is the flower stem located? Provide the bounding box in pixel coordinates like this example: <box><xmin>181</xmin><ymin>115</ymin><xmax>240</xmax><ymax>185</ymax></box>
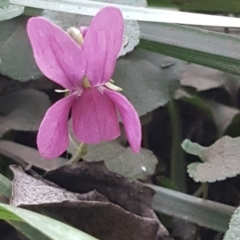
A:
<box><xmin>168</xmin><ymin>99</ymin><xmax>186</xmax><ymax>192</ymax></box>
<box><xmin>67</xmin><ymin>143</ymin><xmax>87</xmax><ymax>164</ymax></box>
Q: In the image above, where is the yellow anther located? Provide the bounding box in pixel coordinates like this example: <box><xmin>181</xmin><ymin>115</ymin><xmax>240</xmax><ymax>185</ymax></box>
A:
<box><xmin>83</xmin><ymin>77</ymin><xmax>92</xmax><ymax>88</ymax></box>
<box><xmin>67</xmin><ymin>27</ymin><xmax>84</xmax><ymax>46</ymax></box>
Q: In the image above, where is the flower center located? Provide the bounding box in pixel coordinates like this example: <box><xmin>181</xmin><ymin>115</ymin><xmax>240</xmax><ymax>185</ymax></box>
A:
<box><xmin>67</xmin><ymin>26</ymin><xmax>122</xmax><ymax>92</ymax></box>
<box><xmin>82</xmin><ymin>77</ymin><xmax>92</xmax><ymax>89</ymax></box>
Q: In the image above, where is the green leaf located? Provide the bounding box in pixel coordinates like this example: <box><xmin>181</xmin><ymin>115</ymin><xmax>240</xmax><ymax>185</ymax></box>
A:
<box><xmin>149</xmin><ymin>184</ymin><xmax>235</xmax><ymax>232</ymax></box>
<box><xmin>179</xmin><ymin>0</ymin><xmax>240</xmax><ymax>12</ymax></box>
<box><xmin>0</xmin><ymin>5</ymin><xmax>24</xmax><ymax>20</ymax></box>
<box><xmin>183</xmin><ymin>136</ymin><xmax>240</xmax><ymax>182</ymax></box>
<box><xmin>69</xmin><ymin>140</ymin><xmax>157</xmax><ymax>180</ymax></box>
<box><xmin>0</xmin><ymin>0</ymin><xmax>9</xmax><ymax>9</ymax></box>
<box><xmin>155</xmin><ymin>176</ymin><xmax>179</xmax><ymax>191</ymax></box>
<box><xmin>0</xmin><ymin>203</ymin><xmax>98</xmax><ymax>240</ymax></box>
<box><xmin>139</xmin><ymin>22</ymin><xmax>240</xmax><ymax>76</ymax></box>
<box><xmin>181</xmin><ymin>139</ymin><xmax>207</xmax><ymax>159</ymax></box>
<box><xmin>7</xmin><ymin>222</ymin><xmax>50</xmax><ymax>240</ymax></box>
<box><xmin>148</xmin><ymin>0</ymin><xmax>240</xmax><ymax>13</ymax></box>
<box><xmin>0</xmin><ymin>16</ymin><xmax>42</xmax><ymax>81</ymax></box>
<box><xmin>113</xmin><ymin>49</ymin><xmax>182</xmax><ymax>117</ymax></box>
<box><xmin>0</xmin><ymin>173</ymin><xmax>11</xmax><ymax>198</ymax></box>
<box><xmin>224</xmin><ymin>205</ymin><xmax>240</xmax><ymax>240</ymax></box>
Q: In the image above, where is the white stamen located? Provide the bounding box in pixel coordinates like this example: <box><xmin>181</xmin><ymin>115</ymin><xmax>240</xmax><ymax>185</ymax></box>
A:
<box><xmin>105</xmin><ymin>81</ymin><xmax>123</xmax><ymax>92</ymax></box>
<box><xmin>55</xmin><ymin>89</ymin><xmax>69</xmax><ymax>93</ymax></box>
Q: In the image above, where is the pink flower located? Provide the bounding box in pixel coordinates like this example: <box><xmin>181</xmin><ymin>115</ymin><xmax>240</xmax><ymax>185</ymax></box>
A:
<box><xmin>27</xmin><ymin>7</ymin><xmax>141</xmax><ymax>159</ymax></box>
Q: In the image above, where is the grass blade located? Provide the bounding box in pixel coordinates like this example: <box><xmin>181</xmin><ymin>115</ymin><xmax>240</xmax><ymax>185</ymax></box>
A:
<box><xmin>149</xmin><ymin>184</ymin><xmax>234</xmax><ymax>232</ymax></box>
<box><xmin>140</xmin><ymin>22</ymin><xmax>240</xmax><ymax>76</ymax></box>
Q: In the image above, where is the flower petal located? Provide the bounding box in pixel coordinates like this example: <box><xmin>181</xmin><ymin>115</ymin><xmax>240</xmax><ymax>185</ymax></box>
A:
<box><xmin>83</xmin><ymin>7</ymin><xmax>124</xmax><ymax>86</ymax></box>
<box><xmin>37</xmin><ymin>94</ymin><xmax>76</xmax><ymax>159</ymax></box>
<box><xmin>72</xmin><ymin>88</ymin><xmax>120</xmax><ymax>144</ymax></box>
<box><xmin>27</xmin><ymin>17</ymin><xmax>86</xmax><ymax>89</ymax></box>
<box><xmin>80</xmin><ymin>26</ymin><xmax>88</xmax><ymax>37</ymax></box>
<box><xmin>104</xmin><ymin>88</ymin><xmax>141</xmax><ymax>152</ymax></box>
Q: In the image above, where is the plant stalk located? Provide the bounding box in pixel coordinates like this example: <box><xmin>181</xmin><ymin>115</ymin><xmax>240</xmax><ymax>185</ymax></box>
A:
<box><xmin>67</xmin><ymin>143</ymin><xmax>87</xmax><ymax>164</ymax></box>
<box><xmin>168</xmin><ymin>99</ymin><xmax>186</xmax><ymax>192</ymax></box>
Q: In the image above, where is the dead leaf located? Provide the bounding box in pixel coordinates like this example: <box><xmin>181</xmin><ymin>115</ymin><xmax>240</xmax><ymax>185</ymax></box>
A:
<box><xmin>181</xmin><ymin>64</ymin><xmax>224</xmax><ymax>91</ymax></box>
<box><xmin>207</xmin><ymin>101</ymin><xmax>240</xmax><ymax>135</ymax></box>
<box><xmin>45</xmin><ymin>162</ymin><xmax>172</xmax><ymax>239</ymax></box>
<box><xmin>10</xmin><ymin>165</ymin><xmax>107</xmax><ymax>206</ymax></box>
<box><xmin>181</xmin><ymin>64</ymin><xmax>240</xmax><ymax>102</ymax></box>
<box><xmin>10</xmin><ymin>165</ymin><xmax>171</xmax><ymax>240</ymax></box>
<box><xmin>45</xmin><ymin>161</ymin><xmax>154</xmax><ymax>216</ymax></box>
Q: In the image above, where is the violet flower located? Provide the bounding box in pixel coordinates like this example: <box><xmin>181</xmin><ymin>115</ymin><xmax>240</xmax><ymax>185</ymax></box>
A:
<box><xmin>27</xmin><ymin>7</ymin><xmax>141</xmax><ymax>159</ymax></box>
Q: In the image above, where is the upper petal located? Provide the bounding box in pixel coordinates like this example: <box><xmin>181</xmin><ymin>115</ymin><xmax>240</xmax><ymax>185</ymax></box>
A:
<box><xmin>27</xmin><ymin>17</ymin><xmax>86</xmax><ymax>89</ymax></box>
<box><xmin>37</xmin><ymin>94</ymin><xmax>76</xmax><ymax>159</ymax></box>
<box><xmin>82</xmin><ymin>7</ymin><xmax>124</xmax><ymax>86</ymax></box>
<box><xmin>72</xmin><ymin>88</ymin><xmax>120</xmax><ymax>144</ymax></box>
<box><xmin>104</xmin><ymin>88</ymin><xmax>141</xmax><ymax>152</ymax></box>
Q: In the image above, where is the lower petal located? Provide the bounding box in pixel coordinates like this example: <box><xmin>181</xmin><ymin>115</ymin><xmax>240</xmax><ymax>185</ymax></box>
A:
<box><xmin>72</xmin><ymin>88</ymin><xmax>120</xmax><ymax>144</ymax></box>
<box><xmin>104</xmin><ymin>88</ymin><xmax>141</xmax><ymax>152</ymax></box>
<box><xmin>37</xmin><ymin>94</ymin><xmax>76</xmax><ymax>158</ymax></box>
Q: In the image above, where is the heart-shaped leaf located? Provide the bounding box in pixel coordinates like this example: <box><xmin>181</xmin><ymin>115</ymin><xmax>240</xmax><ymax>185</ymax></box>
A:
<box><xmin>224</xmin><ymin>205</ymin><xmax>240</xmax><ymax>240</ymax></box>
<box><xmin>114</xmin><ymin>49</ymin><xmax>183</xmax><ymax>117</ymax></box>
<box><xmin>76</xmin><ymin>141</ymin><xmax>158</xmax><ymax>180</ymax></box>
<box><xmin>182</xmin><ymin>136</ymin><xmax>240</xmax><ymax>182</ymax></box>
<box><xmin>0</xmin><ymin>89</ymin><xmax>50</xmax><ymax>136</ymax></box>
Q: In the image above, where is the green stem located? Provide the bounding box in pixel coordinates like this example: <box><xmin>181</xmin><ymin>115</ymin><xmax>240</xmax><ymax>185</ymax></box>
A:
<box><xmin>202</xmin><ymin>183</ymin><xmax>209</xmax><ymax>200</ymax></box>
<box><xmin>192</xmin><ymin>226</ymin><xmax>201</xmax><ymax>240</ymax></box>
<box><xmin>193</xmin><ymin>184</ymin><xmax>204</xmax><ymax>197</ymax></box>
<box><xmin>168</xmin><ymin>100</ymin><xmax>186</xmax><ymax>192</ymax></box>
<box><xmin>0</xmin><ymin>173</ymin><xmax>11</xmax><ymax>198</ymax></box>
<box><xmin>67</xmin><ymin>143</ymin><xmax>87</xmax><ymax>164</ymax></box>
